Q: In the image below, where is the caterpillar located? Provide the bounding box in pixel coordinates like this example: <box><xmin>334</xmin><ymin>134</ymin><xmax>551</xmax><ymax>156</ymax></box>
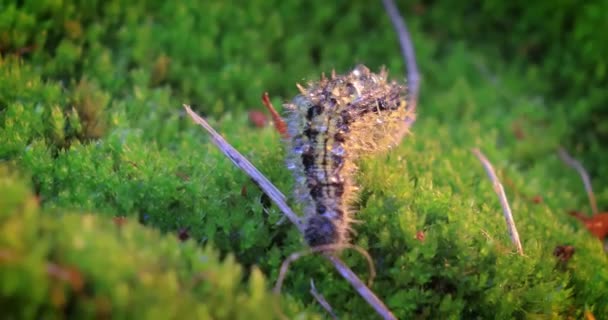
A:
<box><xmin>282</xmin><ymin>64</ymin><xmax>414</xmax><ymax>247</ymax></box>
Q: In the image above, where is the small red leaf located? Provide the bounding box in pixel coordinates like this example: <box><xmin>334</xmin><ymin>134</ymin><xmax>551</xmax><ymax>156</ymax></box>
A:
<box><xmin>415</xmin><ymin>230</ymin><xmax>425</xmax><ymax>242</ymax></box>
<box><xmin>248</xmin><ymin>110</ymin><xmax>268</xmax><ymax>128</ymax></box>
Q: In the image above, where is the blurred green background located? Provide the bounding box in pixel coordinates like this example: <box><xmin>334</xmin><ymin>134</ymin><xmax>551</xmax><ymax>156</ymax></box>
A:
<box><xmin>1</xmin><ymin>1</ymin><xmax>607</xmax><ymax>319</ymax></box>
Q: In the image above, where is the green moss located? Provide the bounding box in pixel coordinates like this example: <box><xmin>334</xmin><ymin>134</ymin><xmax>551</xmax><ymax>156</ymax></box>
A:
<box><xmin>1</xmin><ymin>1</ymin><xmax>607</xmax><ymax>319</ymax></box>
<box><xmin>411</xmin><ymin>0</ymin><xmax>608</xmax><ymax>178</ymax></box>
<box><xmin>0</xmin><ymin>167</ymin><xmax>314</xmax><ymax>319</ymax></box>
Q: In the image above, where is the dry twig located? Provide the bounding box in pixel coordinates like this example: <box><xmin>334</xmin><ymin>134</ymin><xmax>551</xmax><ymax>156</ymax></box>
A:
<box><xmin>184</xmin><ymin>106</ymin><xmax>302</xmax><ymax>231</ymax></box>
<box><xmin>472</xmin><ymin>148</ymin><xmax>524</xmax><ymax>255</ymax></box>
<box><xmin>310</xmin><ymin>279</ymin><xmax>338</xmax><ymax>319</ymax></box>
<box><xmin>558</xmin><ymin>147</ymin><xmax>598</xmax><ymax>215</ymax></box>
<box><xmin>382</xmin><ymin>0</ymin><xmax>420</xmax><ymax>116</ymax></box>
<box><xmin>262</xmin><ymin>92</ymin><xmax>289</xmax><ymax>139</ymax></box>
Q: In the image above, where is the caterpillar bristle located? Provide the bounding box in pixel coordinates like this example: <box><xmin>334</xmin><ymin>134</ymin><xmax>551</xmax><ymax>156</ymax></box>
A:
<box><xmin>296</xmin><ymin>83</ymin><xmax>307</xmax><ymax>95</ymax></box>
<box><xmin>380</xmin><ymin>66</ymin><xmax>388</xmax><ymax>80</ymax></box>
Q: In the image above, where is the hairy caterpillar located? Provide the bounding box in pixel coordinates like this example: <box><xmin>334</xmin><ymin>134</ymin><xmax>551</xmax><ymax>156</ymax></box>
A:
<box><xmin>283</xmin><ymin>64</ymin><xmax>414</xmax><ymax>247</ymax></box>
<box><xmin>185</xmin><ymin>64</ymin><xmax>413</xmax><ymax>320</ymax></box>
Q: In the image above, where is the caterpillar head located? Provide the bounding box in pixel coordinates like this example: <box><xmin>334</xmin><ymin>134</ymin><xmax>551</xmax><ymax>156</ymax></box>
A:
<box><xmin>304</xmin><ymin>214</ymin><xmax>342</xmax><ymax>247</ymax></box>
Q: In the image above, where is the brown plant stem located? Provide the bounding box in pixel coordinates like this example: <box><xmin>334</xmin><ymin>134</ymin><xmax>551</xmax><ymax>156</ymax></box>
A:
<box><xmin>472</xmin><ymin>148</ymin><xmax>524</xmax><ymax>255</ymax></box>
<box><xmin>558</xmin><ymin>147</ymin><xmax>598</xmax><ymax>215</ymax></box>
<box><xmin>382</xmin><ymin>0</ymin><xmax>420</xmax><ymax>116</ymax></box>
<box><xmin>310</xmin><ymin>279</ymin><xmax>338</xmax><ymax>319</ymax></box>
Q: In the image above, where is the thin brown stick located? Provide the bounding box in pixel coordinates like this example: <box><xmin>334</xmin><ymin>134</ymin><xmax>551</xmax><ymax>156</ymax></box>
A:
<box><xmin>327</xmin><ymin>255</ymin><xmax>395</xmax><ymax>319</ymax></box>
<box><xmin>558</xmin><ymin>147</ymin><xmax>598</xmax><ymax>215</ymax></box>
<box><xmin>382</xmin><ymin>0</ymin><xmax>420</xmax><ymax>116</ymax></box>
<box><xmin>472</xmin><ymin>148</ymin><xmax>524</xmax><ymax>255</ymax></box>
<box><xmin>183</xmin><ymin>105</ymin><xmax>303</xmax><ymax>232</ymax></box>
<box><xmin>310</xmin><ymin>279</ymin><xmax>338</xmax><ymax>320</ymax></box>
<box><xmin>262</xmin><ymin>92</ymin><xmax>289</xmax><ymax>139</ymax></box>
<box><xmin>183</xmin><ymin>105</ymin><xmax>396</xmax><ymax>320</ymax></box>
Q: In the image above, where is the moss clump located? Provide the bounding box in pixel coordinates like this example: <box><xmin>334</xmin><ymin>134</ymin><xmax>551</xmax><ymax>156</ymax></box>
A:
<box><xmin>410</xmin><ymin>0</ymin><xmax>608</xmax><ymax>177</ymax></box>
<box><xmin>0</xmin><ymin>167</ymin><xmax>313</xmax><ymax>319</ymax></box>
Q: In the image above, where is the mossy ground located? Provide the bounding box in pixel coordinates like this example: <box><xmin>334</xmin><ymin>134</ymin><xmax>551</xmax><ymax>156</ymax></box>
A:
<box><xmin>1</xmin><ymin>1</ymin><xmax>607</xmax><ymax>319</ymax></box>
